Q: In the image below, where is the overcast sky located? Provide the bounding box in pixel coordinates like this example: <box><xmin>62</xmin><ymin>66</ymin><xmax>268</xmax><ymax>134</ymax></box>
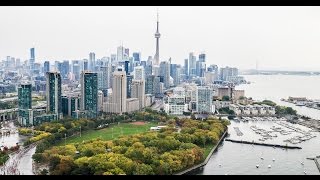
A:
<box><xmin>1</xmin><ymin>6</ymin><xmax>320</xmax><ymax>71</ymax></box>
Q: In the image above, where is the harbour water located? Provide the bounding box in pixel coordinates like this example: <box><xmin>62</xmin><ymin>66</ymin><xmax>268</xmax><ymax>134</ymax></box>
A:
<box><xmin>198</xmin><ymin>75</ymin><xmax>320</xmax><ymax>175</ymax></box>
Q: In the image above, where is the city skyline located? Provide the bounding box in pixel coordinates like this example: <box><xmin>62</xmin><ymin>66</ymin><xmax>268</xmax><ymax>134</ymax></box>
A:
<box><xmin>1</xmin><ymin>7</ymin><xmax>320</xmax><ymax>71</ymax></box>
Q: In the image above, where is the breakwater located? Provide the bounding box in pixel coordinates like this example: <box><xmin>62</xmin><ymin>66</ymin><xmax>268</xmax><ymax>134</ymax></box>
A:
<box><xmin>225</xmin><ymin>139</ymin><xmax>302</xmax><ymax>149</ymax></box>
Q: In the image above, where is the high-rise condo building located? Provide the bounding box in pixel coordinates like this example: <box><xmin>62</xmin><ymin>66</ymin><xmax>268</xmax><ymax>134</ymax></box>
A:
<box><xmin>133</xmin><ymin>66</ymin><xmax>145</xmax><ymax>80</ymax></box>
<box><xmin>81</xmin><ymin>71</ymin><xmax>98</xmax><ymax>119</ymax></box>
<box><xmin>46</xmin><ymin>72</ymin><xmax>62</xmax><ymax>119</ymax></box>
<box><xmin>18</xmin><ymin>83</ymin><xmax>33</xmax><ymax>126</ymax></box>
<box><xmin>131</xmin><ymin>80</ymin><xmax>145</xmax><ymax>110</ymax></box>
<box><xmin>196</xmin><ymin>86</ymin><xmax>213</xmax><ymax>113</ymax></box>
<box><xmin>160</xmin><ymin>61</ymin><xmax>170</xmax><ymax>89</ymax></box>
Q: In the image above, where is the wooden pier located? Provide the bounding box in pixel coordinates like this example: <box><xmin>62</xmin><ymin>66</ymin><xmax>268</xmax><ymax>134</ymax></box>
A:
<box><xmin>225</xmin><ymin>139</ymin><xmax>302</xmax><ymax>149</ymax></box>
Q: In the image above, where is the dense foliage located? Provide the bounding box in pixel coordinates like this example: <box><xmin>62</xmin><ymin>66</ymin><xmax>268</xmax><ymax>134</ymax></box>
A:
<box><xmin>275</xmin><ymin>106</ymin><xmax>297</xmax><ymax>116</ymax></box>
<box><xmin>218</xmin><ymin>107</ymin><xmax>235</xmax><ymax>115</ymax></box>
<box><xmin>0</xmin><ymin>151</ymin><xmax>9</xmax><ymax>166</ymax></box>
<box><xmin>222</xmin><ymin>96</ymin><xmax>230</xmax><ymax>101</ymax></box>
<box><xmin>0</xmin><ymin>144</ymin><xmax>20</xmax><ymax>166</ymax></box>
<box><xmin>19</xmin><ymin>128</ymin><xmax>52</xmax><ymax>146</ymax></box>
<box><xmin>33</xmin><ymin>118</ymin><xmax>229</xmax><ymax>175</ymax></box>
<box><xmin>253</xmin><ymin>100</ymin><xmax>277</xmax><ymax>107</ymax></box>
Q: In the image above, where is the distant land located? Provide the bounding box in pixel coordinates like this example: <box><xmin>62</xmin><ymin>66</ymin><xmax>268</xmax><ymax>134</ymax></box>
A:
<box><xmin>240</xmin><ymin>69</ymin><xmax>320</xmax><ymax>76</ymax></box>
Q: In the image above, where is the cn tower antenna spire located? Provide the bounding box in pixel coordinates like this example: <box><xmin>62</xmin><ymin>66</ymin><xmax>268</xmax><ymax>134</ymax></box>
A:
<box><xmin>154</xmin><ymin>9</ymin><xmax>161</xmax><ymax>65</ymax></box>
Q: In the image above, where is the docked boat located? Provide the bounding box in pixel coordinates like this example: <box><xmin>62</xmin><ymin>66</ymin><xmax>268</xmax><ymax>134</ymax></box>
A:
<box><xmin>296</xmin><ymin>101</ymin><xmax>306</xmax><ymax>106</ymax></box>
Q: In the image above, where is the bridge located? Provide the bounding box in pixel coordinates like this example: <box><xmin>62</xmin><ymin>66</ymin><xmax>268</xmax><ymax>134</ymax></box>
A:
<box><xmin>0</xmin><ymin>102</ymin><xmax>46</xmax><ymax>121</ymax></box>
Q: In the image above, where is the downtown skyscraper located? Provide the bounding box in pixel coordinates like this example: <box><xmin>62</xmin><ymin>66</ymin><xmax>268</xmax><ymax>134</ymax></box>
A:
<box><xmin>106</xmin><ymin>69</ymin><xmax>127</xmax><ymax>114</ymax></box>
<box><xmin>29</xmin><ymin>47</ymin><xmax>35</xmax><ymax>71</ymax></box>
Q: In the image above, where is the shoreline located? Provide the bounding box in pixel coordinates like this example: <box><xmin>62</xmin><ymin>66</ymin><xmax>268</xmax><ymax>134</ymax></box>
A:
<box><xmin>174</xmin><ymin>128</ymin><xmax>229</xmax><ymax>175</ymax></box>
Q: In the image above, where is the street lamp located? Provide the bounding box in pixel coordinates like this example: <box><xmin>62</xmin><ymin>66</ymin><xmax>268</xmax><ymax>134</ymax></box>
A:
<box><xmin>112</xmin><ymin>128</ymin><xmax>113</xmax><ymax>138</ymax></box>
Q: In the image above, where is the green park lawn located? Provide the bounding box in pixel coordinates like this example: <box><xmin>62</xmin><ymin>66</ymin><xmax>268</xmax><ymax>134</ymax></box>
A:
<box><xmin>58</xmin><ymin>121</ymin><xmax>158</xmax><ymax>145</ymax></box>
<box><xmin>203</xmin><ymin>144</ymin><xmax>215</xmax><ymax>158</ymax></box>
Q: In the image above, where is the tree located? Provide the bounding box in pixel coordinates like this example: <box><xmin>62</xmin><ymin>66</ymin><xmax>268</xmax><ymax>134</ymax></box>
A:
<box><xmin>222</xmin><ymin>96</ymin><xmax>230</xmax><ymax>101</ymax></box>
<box><xmin>40</xmin><ymin>169</ymin><xmax>49</xmax><ymax>175</ymax></box>
<box><xmin>239</xmin><ymin>96</ymin><xmax>246</xmax><ymax>100</ymax></box>
<box><xmin>133</xmin><ymin>163</ymin><xmax>154</xmax><ymax>175</ymax></box>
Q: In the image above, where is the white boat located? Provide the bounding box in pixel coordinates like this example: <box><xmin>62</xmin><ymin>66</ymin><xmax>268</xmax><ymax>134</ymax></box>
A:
<box><xmin>272</xmin><ymin>158</ymin><xmax>275</xmax><ymax>161</ymax></box>
<box><xmin>256</xmin><ymin>164</ymin><xmax>259</xmax><ymax>168</ymax></box>
<box><xmin>301</xmin><ymin>162</ymin><xmax>304</xmax><ymax>165</ymax></box>
<box><xmin>261</xmin><ymin>157</ymin><xmax>264</xmax><ymax>160</ymax></box>
<box><xmin>268</xmin><ymin>165</ymin><xmax>271</xmax><ymax>168</ymax></box>
<box><xmin>304</xmin><ymin>171</ymin><xmax>307</xmax><ymax>174</ymax></box>
<box><xmin>296</xmin><ymin>102</ymin><xmax>306</xmax><ymax>106</ymax></box>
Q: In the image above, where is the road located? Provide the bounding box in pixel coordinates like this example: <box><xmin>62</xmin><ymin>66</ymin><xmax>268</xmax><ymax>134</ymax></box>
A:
<box><xmin>0</xmin><ymin>144</ymin><xmax>36</xmax><ymax>175</ymax></box>
<box><xmin>0</xmin><ymin>121</ymin><xmax>36</xmax><ymax>175</ymax></box>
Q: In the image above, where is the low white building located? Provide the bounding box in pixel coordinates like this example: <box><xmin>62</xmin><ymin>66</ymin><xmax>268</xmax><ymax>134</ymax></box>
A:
<box><xmin>249</xmin><ymin>105</ymin><xmax>259</xmax><ymax>115</ymax></box>
<box><xmin>229</xmin><ymin>104</ymin><xmax>276</xmax><ymax>116</ymax></box>
<box><xmin>213</xmin><ymin>100</ymin><xmax>231</xmax><ymax>109</ymax></box>
<box><xmin>126</xmin><ymin>98</ymin><xmax>140</xmax><ymax>113</ymax></box>
<box><xmin>164</xmin><ymin>95</ymin><xmax>188</xmax><ymax>115</ymax></box>
<box><xmin>145</xmin><ymin>94</ymin><xmax>155</xmax><ymax>107</ymax></box>
<box><xmin>263</xmin><ymin>104</ymin><xmax>276</xmax><ymax>115</ymax></box>
<box><xmin>229</xmin><ymin>104</ymin><xmax>241</xmax><ymax>115</ymax></box>
<box><xmin>242</xmin><ymin>105</ymin><xmax>251</xmax><ymax>115</ymax></box>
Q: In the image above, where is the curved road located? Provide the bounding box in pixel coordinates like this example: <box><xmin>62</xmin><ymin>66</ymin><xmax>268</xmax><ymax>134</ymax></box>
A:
<box><xmin>0</xmin><ymin>144</ymin><xmax>36</xmax><ymax>175</ymax></box>
<box><xmin>0</xmin><ymin>121</ymin><xmax>36</xmax><ymax>175</ymax></box>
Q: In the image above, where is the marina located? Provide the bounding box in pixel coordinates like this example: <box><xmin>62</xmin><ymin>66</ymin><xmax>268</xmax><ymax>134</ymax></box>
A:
<box><xmin>240</xmin><ymin>116</ymin><xmax>287</xmax><ymax>122</ymax></box>
<box><xmin>197</xmin><ymin>75</ymin><xmax>320</xmax><ymax>175</ymax></box>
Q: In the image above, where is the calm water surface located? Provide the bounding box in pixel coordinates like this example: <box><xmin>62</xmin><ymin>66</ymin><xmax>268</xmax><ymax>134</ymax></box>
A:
<box><xmin>199</xmin><ymin>75</ymin><xmax>320</xmax><ymax>175</ymax></box>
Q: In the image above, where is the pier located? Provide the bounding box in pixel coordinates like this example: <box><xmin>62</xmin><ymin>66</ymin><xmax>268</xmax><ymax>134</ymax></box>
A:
<box><xmin>225</xmin><ymin>139</ymin><xmax>302</xmax><ymax>149</ymax></box>
<box><xmin>306</xmin><ymin>156</ymin><xmax>320</xmax><ymax>173</ymax></box>
<box><xmin>233</xmin><ymin>127</ymin><xmax>243</xmax><ymax>136</ymax></box>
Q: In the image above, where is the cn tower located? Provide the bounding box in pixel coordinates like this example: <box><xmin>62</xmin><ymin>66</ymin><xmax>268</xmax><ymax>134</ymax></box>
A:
<box><xmin>153</xmin><ymin>12</ymin><xmax>160</xmax><ymax>65</ymax></box>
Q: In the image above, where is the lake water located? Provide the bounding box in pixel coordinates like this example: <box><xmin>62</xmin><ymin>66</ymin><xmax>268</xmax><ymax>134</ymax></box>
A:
<box><xmin>198</xmin><ymin>75</ymin><xmax>320</xmax><ymax>175</ymax></box>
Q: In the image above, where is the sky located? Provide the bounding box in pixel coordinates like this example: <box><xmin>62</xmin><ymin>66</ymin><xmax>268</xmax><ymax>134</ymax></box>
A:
<box><xmin>1</xmin><ymin>6</ymin><xmax>320</xmax><ymax>71</ymax></box>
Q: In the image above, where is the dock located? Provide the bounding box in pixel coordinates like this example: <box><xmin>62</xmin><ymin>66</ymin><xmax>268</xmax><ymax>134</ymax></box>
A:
<box><xmin>306</xmin><ymin>157</ymin><xmax>320</xmax><ymax>173</ymax></box>
<box><xmin>233</xmin><ymin>127</ymin><xmax>243</xmax><ymax>136</ymax></box>
<box><xmin>225</xmin><ymin>139</ymin><xmax>302</xmax><ymax>149</ymax></box>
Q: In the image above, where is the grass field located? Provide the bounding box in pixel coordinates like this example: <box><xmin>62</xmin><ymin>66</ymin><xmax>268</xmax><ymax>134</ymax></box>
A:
<box><xmin>58</xmin><ymin>121</ymin><xmax>158</xmax><ymax>145</ymax></box>
<box><xmin>203</xmin><ymin>144</ymin><xmax>215</xmax><ymax>158</ymax></box>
